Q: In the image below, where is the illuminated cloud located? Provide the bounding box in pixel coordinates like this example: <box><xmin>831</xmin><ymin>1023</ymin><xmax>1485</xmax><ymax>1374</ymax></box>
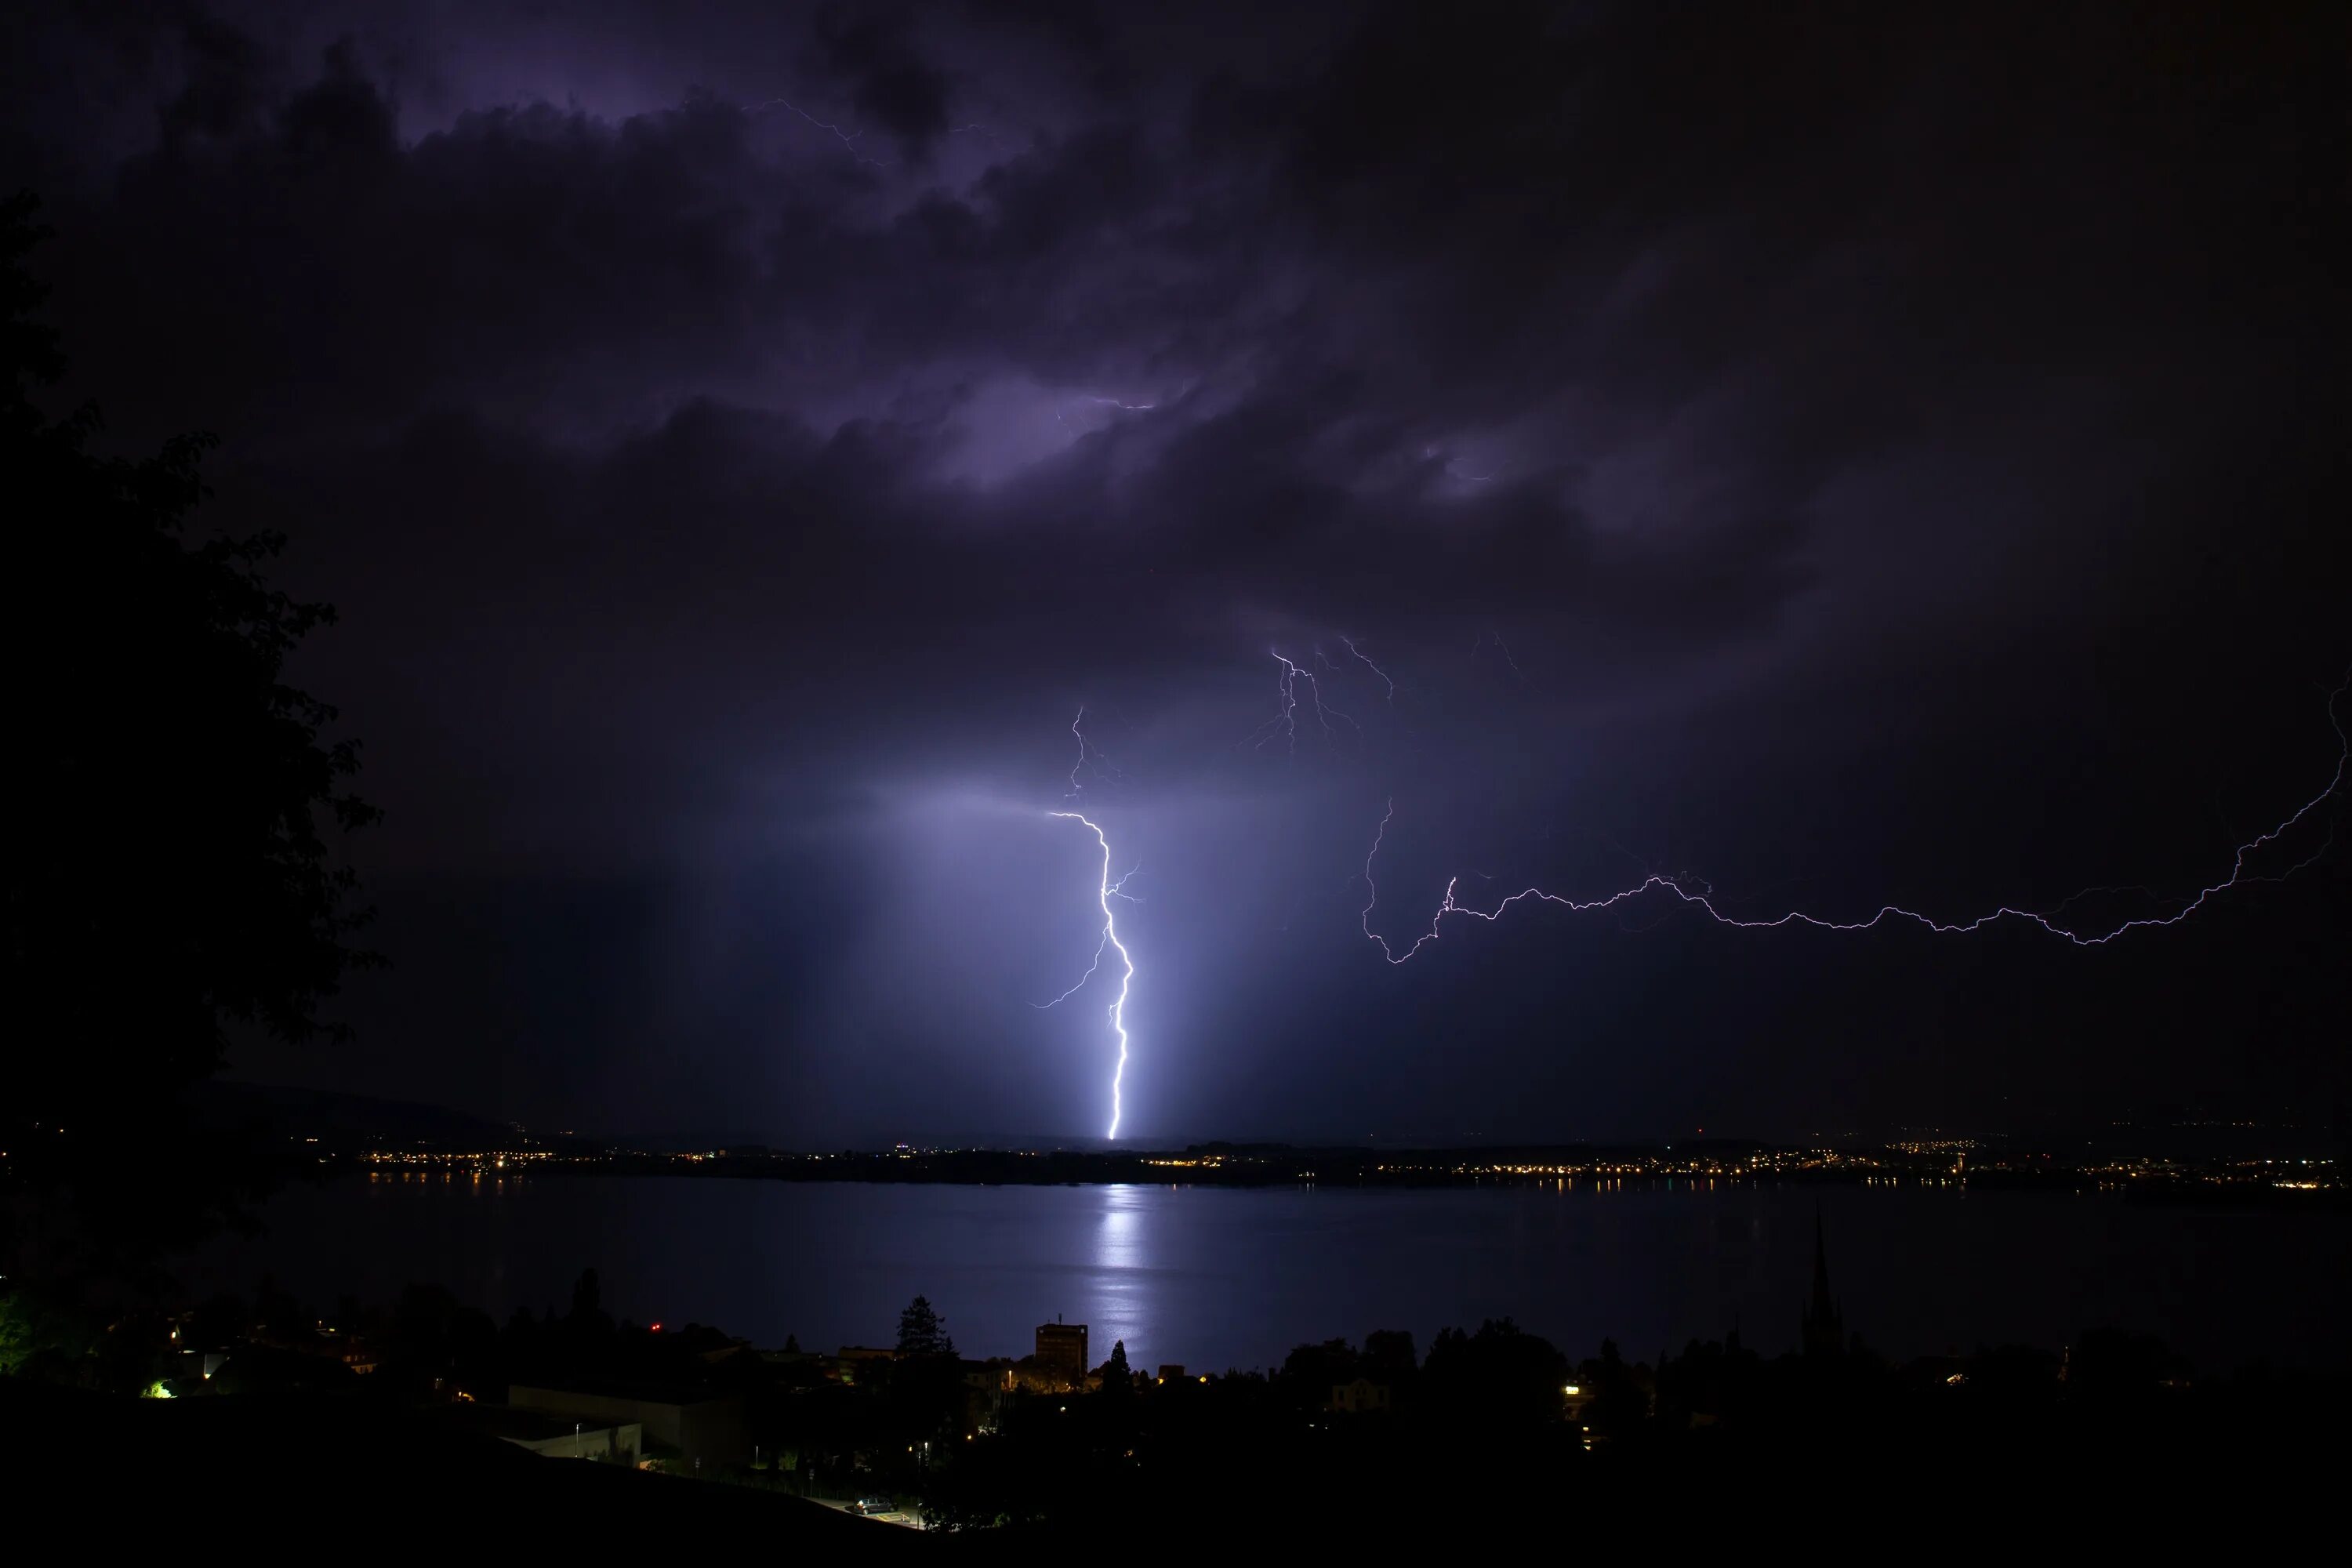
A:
<box><xmin>5</xmin><ymin>2</ymin><xmax>2342</xmax><ymax>1140</ymax></box>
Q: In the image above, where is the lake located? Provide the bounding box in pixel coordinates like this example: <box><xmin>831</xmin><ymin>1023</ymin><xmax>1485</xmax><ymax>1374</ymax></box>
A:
<box><xmin>184</xmin><ymin>1175</ymin><xmax>2352</xmax><ymax>1374</ymax></box>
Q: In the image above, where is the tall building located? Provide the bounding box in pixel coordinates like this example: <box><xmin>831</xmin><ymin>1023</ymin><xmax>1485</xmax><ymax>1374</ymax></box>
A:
<box><xmin>1800</xmin><ymin>1212</ymin><xmax>1844</xmax><ymax>1358</ymax></box>
<box><xmin>1036</xmin><ymin>1319</ymin><xmax>1089</xmax><ymax>1388</ymax></box>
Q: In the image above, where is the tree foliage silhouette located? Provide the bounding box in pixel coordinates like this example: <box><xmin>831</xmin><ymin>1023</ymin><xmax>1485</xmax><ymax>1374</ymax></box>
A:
<box><xmin>2</xmin><ymin>192</ymin><xmax>377</xmax><ymax>1287</ymax></box>
<box><xmin>1105</xmin><ymin>1338</ymin><xmax>1133</xmax><ymax>1389</ymax></box>
<box><xmin>896</xmin><ymin>1295</ymin><xmax>955</xmax><ymax>1359</ymax></box>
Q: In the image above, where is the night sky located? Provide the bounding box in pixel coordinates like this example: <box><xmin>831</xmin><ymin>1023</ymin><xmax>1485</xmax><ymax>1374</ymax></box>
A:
<box><xmin>6</xmin><ymin>2</ymin><xmax>2345</xmax><ymax>1146</ymax></box>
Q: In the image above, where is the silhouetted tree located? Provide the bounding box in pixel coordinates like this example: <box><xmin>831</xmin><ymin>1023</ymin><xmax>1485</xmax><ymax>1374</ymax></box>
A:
<box><xmin>0</xmin><ymin>1289</ymin><xmax>96</xmax><ymax>1379</ymax></box>
<box><xmin>887</xmin><ymin>1294</ymin><xmax>962</xmax><ymax>1453</ymax></box>
<box><xmin>896</xmin><ymin>1294</ymin><xmax>955</xmax><ymax>1359</ymax></box>
<box><xmin>1363</xmin><ymin>1329</ymin><xmax>1418</xmax><ymax>1392</ymax></box>
<box><xmin>1654</xmin><ymin>1334</ymin><xmax>1764</xmax><ymax>1431</ymax></box>
<box><xmin>382</xmin><ymin>1282</ymin><xmax>498</xmax><ymax>1397</ymax></box>
<box><xmin>1574</xmin><ymin>1337</ymin><xmax>1651</xmax><ymax>1439</ymax></box>
<box><xmin>2</xmin><ymin>194</ymin><xmax>377</xmax><ymax>1298</ymax></box>
<box><xmin>1423</xmin><ymin>1318</ymin><xmax>1570</xmax><ymax>1431</ymax></box>
<box><xmin>557</xmin><ymin>1267</ymin><xmax>616</xmax><ymax>1360</ymax></box>
<box><xmin>1104</xmin><ymin>1338</ymin><xmax>1131</xmax><ymax>1394</ymax></box>
<box><xmin>1278</xmin><ymin>1337</ymin><xmax>1360</xmax><ymax>1410</ymax></box>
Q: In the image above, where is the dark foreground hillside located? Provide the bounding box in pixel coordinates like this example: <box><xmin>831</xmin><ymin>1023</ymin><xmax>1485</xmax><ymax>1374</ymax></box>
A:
<box><xmin>0</xmin><ymin>1382</ymin><xmax>924</xmax><ymax>1552</ymax></box>
<box><xmin>5</xmin><ymin>1377</ymin><xmax>2341</xmax><ymax>1550</ymax></box>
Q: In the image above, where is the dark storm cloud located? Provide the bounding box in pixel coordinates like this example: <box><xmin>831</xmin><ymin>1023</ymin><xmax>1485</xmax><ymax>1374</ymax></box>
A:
<box><xmin>817</xmin><ymin>8</ymin><xmax>953</xmax><ymax>159</ymax></box>
<box><xmin>5</xmin><ymin>0</ymin><xmax>2344</xmax><ymax>1139</ymax></box>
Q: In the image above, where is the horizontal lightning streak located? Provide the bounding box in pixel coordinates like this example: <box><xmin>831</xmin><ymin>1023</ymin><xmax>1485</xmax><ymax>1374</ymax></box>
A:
<box><xmin>1363</xmin><ymin>681</ymin><xmax>2350</xmax><ymax>963</ymax></box>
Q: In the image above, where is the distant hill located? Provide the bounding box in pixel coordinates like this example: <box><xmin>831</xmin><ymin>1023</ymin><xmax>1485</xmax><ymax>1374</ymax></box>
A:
<box><xmin>188</xmin><ymin>1080</ymin><xmax>519</xmax><ymax>1145</ymax></box>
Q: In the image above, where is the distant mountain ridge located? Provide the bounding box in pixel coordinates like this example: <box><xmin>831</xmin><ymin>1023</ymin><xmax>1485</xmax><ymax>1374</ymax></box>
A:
<box><xmin>190</xmin><ymin>1080</ymin><xmax>517</xmax><ymax>1144</ymax></box>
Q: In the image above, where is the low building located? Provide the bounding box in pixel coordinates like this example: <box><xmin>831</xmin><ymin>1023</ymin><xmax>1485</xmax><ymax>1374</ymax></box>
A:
<box><xmin>507</xmin><ymin>1381</ymin><xmax>749</xmax><ymax>1466</ymax></box>
<box><xmin>329</xmin><ymin>1338</ymin><xmax>379</xmax><ymax>1377</ymax></box>
<box><xmin>462</xmin><ymin>1404</ymin><xmax>643</xmax><ymax>1462</ymax></box>
<box><xmin>958</xmin><ymin>1359</ymin><xmax>1010</xmax><ymax>1436</ymax></box>
<box><xmin>1330</xmin><ymin>1378</ymin><xmax>1392</xmax><ymax>1413</ymax></box>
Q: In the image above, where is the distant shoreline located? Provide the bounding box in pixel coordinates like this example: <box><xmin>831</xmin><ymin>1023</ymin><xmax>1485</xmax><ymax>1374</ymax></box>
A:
<box><xmin>321</xmin><ymin>1146</ymin><xmax>2350</xmax><ymax>1211</ymax></box>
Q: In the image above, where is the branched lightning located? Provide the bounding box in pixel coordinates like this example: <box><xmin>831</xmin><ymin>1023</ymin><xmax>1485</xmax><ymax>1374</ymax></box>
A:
<box><xmin>1363</xmin><ymin>681</ymin><xmax>2350</xmax><ymax>963</ymax></box>
<box><xmin>744</xmin><ymin>96</ymin><xmax>895</xmax><ymax>169</ymax></box>
<box><xmin>1474</xmin><ymin>629</ymin><xmax>1532</xmax><ymax>687</ymax></box>
<box><xmin>1036</xmin><ymin>811</ymin><xmax>1138</xmax><ymax>1139</ymax></box>
<box><xmin>1250</xmin><ymin>650</ymin><xmax>1360</xmax><ymax>752</ymax></box>
<box><xmin>1064</xmin><ymin>706</ymin><xmax>1125</xmax><ymax>798</ymax></box>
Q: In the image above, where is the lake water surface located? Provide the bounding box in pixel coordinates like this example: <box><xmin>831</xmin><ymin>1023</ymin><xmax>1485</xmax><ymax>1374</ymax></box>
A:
<box><xmin>186</xmin><ymin>1176</ymin><xmax>2352</xmax><ymax>1374</ymax></box>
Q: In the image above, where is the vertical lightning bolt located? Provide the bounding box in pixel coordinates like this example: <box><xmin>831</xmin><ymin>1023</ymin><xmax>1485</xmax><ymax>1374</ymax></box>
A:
<box><xmin>1062</xmin><ymin>705</ymin><xmax>1134</xmax><ymax>800</ymax></box>
<box><xmin>1038</xmin><ymin>811</ymin><xmax>1138</xmax><ymax>1140</ymax></box>
<box><xmin>1068</xmin><ymin>707</ymin><xmax>1091</xmax><ymax>796</ymax></box>
<box><xmin>1363</xmin><ymin>679</ymin><xmax>2349</xmax><ymax>960</ymax></box>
